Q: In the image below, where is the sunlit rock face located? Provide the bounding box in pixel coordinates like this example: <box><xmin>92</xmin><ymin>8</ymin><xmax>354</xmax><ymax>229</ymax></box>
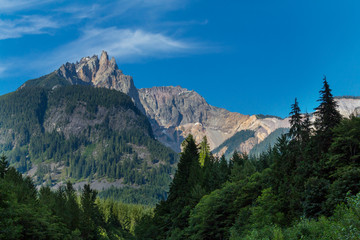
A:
<box><xmin>137</xmin><ymin>86</ymin><xmax>290</xmax><ymax>153</ymax></box>
<box><xmin>56</xmin><ymin>51</ymin><xmax>144</xmax><ymax>113</ymax></box>
<box><xmin>335</xmin><ymin>97</ymin><xmax>360</xmax><ymax>118</ymax></box>
<box><xmin>53</xmin><ymin>52</ymin><xmax>360</xmax><ymax>154</ymax></box>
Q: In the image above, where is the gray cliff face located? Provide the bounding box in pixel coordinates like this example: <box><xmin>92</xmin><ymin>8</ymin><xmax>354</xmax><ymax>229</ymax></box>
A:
<box><xmin>55</xmin><ymin>51</ymin><xmax>145</xmax><ymax>113</ymax></box>
<box><xmin>138</xmin><ymin>86</ymin><xmax>274</xmax><ymax>152</ymax></box>
<box><xmin>139</xmin><ymin>86</ymin><xmax>221</xmax><ymax>127</ymax></box>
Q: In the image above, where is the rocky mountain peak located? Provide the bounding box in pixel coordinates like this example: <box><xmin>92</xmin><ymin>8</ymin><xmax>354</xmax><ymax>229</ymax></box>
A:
<box><xmin>55</xmin><ymin>51</ymin><xmax>144</xmax><ymax>113</ymax></box>
<box><xmin>99</xmin><ymin>50</ymin><xmax>108</xmax><ymax>63</ymax></box>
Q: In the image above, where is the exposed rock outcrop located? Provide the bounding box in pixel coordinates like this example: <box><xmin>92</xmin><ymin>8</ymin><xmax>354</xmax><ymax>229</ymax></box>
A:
<box><xmin>55</xmin><ymin>51</ymin><xmax>145</xmax><ymax>113</ymax></box>
<box><xmin>335</xmin><ymin>97</ymin><xmax>360</xmax><ymax>118</ymax></box>
<box><xmin>138</xmin><ymin>86</ymin><xmax>290</xmax><ymax>153</ymax></box>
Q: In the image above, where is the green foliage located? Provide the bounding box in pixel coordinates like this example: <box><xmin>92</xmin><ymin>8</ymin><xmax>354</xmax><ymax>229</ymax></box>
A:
<box><xmin>248</xmin><ymin>188</ymin><xmax>285</xmax><ymax>230</ymax></box>
<box><xmin>198</xmin><ymin>136</ymin><xmax>210</xmax><ymax>167</ymax></box>
<box><xmin>99</xmin><ymin>185</ymin><xmax>169</xmax><ymax>206</ymax></box>
<box><xmin>328</xmin><ymin>116</ymin><xmax>360</xmax><ymax>169</ymax></box>
<box><xmin>188</xmin><ymin>183</ymin><xmax>239</xmax><ymax>240</ymax></box>
<box><xmin>314</xmin><ymin>76</ymin><xmax>342</xmax><ymax>151</ymax></box>
<box><xmin>230</xmin><ymin>152</ymin><xmax>256</xmax><ymax>182</ymax></box>
<box><xmin>158</xmin><ymin>135</ymin><xmax>201</xmax><ymax>235</ymax></box>
<box><xmin>0</xmin><ymin>84</ymin><xmax>178</xmax><ymax>204</ymax></box>
<box><xmin>0</xmin><ymin>154</ymin><xmax>8</xmax><ymax>178</ymax></box>
<box><xmin>0</xmin><ymin>157</ymin><xmax>153</xmax><ymax>239</ymax></box>
<box><xmin>325</xmin><ymin>116</ymin><xmax>360</xmax><ymax>211</ymax></box>
<box><xmin>289</xmin><ymin>98</ymin><xmax>303</xmax><ymax>141</ymax></box>
<box><xmin>22</xmin><ymin>72</ymin><xmax>71</xmax><ymax>89</ymax></box>
<box><xmin>97</xmin><ymin>199</ymin><xmax>153</xmax><ymax>234</ymax></box>
<box><xmin>0</xmin><ymin>87</ymin><xmax>47</xmax><ymax>150</ymax></box>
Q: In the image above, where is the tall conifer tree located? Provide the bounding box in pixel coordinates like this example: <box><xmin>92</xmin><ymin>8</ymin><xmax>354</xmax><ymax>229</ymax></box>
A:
<box><xmin>155</xmin><ymin>135</ymin><xmax>200</xmax><ymax>237</ymax></box>
<box><xmin>199</xmin><ymin>136</ymin><xmax>210</xmax><ymax>167</ymax></box>
<box><xmin>0</xmin><ymin>154</ymin><xmax>8</xmax><ymax>179</ymax></box>
<box><xmin>314</xmin><ymin>76</ymin><xmax>341</xmax><ymax>151</ymax></box>
<box><xmin>289</xmin><ymin>98</ymin><xmax>303</xmax><ymax>141</ymax></box>
<box><xmin>301</xmin><ymin>112</ymin><xmax>312</xmax><ymax>141</ymax></box>
<box><xmin>167</xmin><ymin>135</ymin><xmax>200</xmax><ymax>203</ymax></box>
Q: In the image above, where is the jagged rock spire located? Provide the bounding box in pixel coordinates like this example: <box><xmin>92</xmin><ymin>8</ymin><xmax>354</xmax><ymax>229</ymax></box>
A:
<box><xmin>55</xmin><ymin>51</ymin><xmax>145</xmax><ymax>113</ymax></box>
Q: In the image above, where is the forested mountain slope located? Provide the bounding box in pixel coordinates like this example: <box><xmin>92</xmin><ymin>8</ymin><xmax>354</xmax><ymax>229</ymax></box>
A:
<box><xmin>0</xmin><ymin>84</ymin><xmax>177</xmax><ymax>204</ymax></box>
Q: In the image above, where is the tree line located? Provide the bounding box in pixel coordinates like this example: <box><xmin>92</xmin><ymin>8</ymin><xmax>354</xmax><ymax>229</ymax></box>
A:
<box><xmin>134</xmin><ymin>76</ymin><xmax>360</xmax><ymax>239</ymax></box>
<box><xmin>0</xmin><ymin>153</ymin><xmax>155</xmax><ymax>239</ymax></box>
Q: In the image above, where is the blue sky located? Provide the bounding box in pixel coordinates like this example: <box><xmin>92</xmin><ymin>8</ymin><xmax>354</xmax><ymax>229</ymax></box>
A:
<box><xmin>1</xmin><ymin>0</ymin><xmax>360</xmax><ymax>117</ymax></box>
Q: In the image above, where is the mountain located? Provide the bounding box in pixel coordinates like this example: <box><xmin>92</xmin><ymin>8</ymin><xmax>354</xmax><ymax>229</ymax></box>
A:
<box><xmin>0</xmin><ymin>83</ymin><xmax>177</xmax><ymax>205</ymax></box>
<box><xmin>20</xmin><ymin>50</ymin><xmax>145</xmax><ymax>113</ymax></box>
<box><xmin>19</xmin><ymin>51</ymin><xmax>360</xmax><ymax>158</ymax></box>
<box><xmin>138</xmin><ymin>86</ymin><xmax>249</xmax><ymax>151</ymax></box>
<box><xmin>138</xmin><ymin>86</ymin><xmax>291</xmax><ymax>154</ymax></box>
<box><xmin>30</xmin><ymin>51</ymin><xmax>291</xmax><ymax>154</ymax></box>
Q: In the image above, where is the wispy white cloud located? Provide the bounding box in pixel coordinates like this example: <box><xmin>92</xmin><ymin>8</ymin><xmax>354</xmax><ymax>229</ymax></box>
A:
<box><xmin>53</xmin><ymin>3</ymin><xmax>103</xmax><ymax>20</ymax></box>
<box><xmin>53</xmin><ymin>27</ymin><xmax>199</xmax><ymax>63</ymax></box>
<box><xmin>0</xmin><ymin>0</ymin><xmax>189</xmax><ymax>40</ymax></box>
<box><xmin>0</xmin><ymin>26</ymin><xmax>207</xmax><ymax>79</ymax></box>
<box><xmin>0</xmin><ymin>15</ymin><xmax>59</xmax><ymax>40</ymax></box>
<box><xmin>0</xmin><ymin>0</ymin><xmax>211</xmax><ymax>77</ymax></box>
<box><xmin>53</xmin><ymin>0</ymin><xmax>187</xmax><ymax>23</ymax></box>
<box><xmin>0</xmin><ymin>0</ymin><xmax>54</xmax><ymax>13</ymax></box>
<box><xmin>117</xmin><ymin>0</ymin><xmax>186</xmax><ymax>12</ymax></box>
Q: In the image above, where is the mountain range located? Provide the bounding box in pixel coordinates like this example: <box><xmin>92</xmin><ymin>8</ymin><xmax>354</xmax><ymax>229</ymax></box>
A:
<box><xmin>28</xmin><ymin>51</ymin><xmax>360</xmax><ymax>155</ymax></box>
<box><xmin>2</xmin><ymin>51</ymin><xmax>360</xmax><ymax>203</ymax></box>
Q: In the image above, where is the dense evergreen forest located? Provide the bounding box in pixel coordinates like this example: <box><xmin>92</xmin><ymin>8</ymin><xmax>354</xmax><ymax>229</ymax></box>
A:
<box><xmin>134</xmin><ymin>77</ymin><xmax>360</xmax><ymax>239</ymax></box>
<box><xmin>0</xmin><ymin>83</ymin><xmax>178</xmax><ymax>205</ymax></box>
<box><xmin>1</xmin><ymin>77</ymin><xmax>360</xmax><ymax>239</ymax></box>
<box><xmin>0</xmin><ymin>154</ymin><xmax>154</xmax><ymax>239</ymax></box>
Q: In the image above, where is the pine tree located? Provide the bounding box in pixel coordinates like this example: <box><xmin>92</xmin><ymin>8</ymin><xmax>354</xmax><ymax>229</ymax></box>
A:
<box><xmin>199</xmin><ymin>136</ymin><xmax>211</xmax><ymax>167</ymax></box>
<box><xmin>301</xmin><ymin>112</ymin><xmax>312</xmax><ymax>141</ymax></box>
<box><xmin>289</xmin><ymin>98</ymin><xmax>303</xmax><ymax>141</ymax></box>
<box><xmin>154</xmin><ymin>135</ymin><xmax>200</xmax><ymax>237</ymax></box>
<box><xmin>219</xmin><ymin>155</ymin><xmax>230</xmax><ymax>183</ymax></box>
<box><xmin>314</xmin><ymin>76</ymin><xmax>342</xmax><ymax>151</ymax></box>
<box><xmin>65</xmin><ymin>181</ymin><xmax>80</xmax><ymax>231</ymax></box>
<box><xmin>80</xmin><ymin>184</ymin><xmax>102</xmax><ymax>240</ymax></box>
<box><xmin>167</xmin><ymin>135</ymin><xmax>200</xmax><ymax>203</ymax></box>
<box><xmin>0</xmin><ymin>154</ymin><xmax>9</xmax><ymax>178</ymax></box>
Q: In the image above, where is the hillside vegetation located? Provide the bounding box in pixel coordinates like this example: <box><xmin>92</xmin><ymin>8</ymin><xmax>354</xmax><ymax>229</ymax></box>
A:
<box><xmin>134</xmin><ymin>77</ymin><xmax>360</xmax><ymax>239</ymax></box>
<box><xmin>0</xmin><ymin>155</ymin><xmax>151</xmax><ymax>239</ymax></box>
<box><xmin>0</xmin><ymin>82</ymin><xmax>178</xmax><ymax>204</ymax></box>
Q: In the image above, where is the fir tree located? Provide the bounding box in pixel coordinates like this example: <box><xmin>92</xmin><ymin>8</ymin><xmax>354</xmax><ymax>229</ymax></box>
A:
<box><xmin>167</xmin><ymin>135</ymin><xmax>199</xmax><ymax>203</ymax></box>
<box><xmin>199</xmin><ymin>136</ymin><xmax>210</xmax><ymax>167</ymax></box>
<box><xmin>289</xmin><ymin>98</ymin><xmax>303</xmax><ymax>141</ymax></box>
<box><xmin>0</xmin><ymin>154</ymin><xmax>8</xmax><ymax>178</ymax></box>
<box><xmin>65</xmin><ymin>182</ymin><xmax>80</xmax><ymax>231</ymax></box>
<box><xmin>219</xmin><ymin>155</ymin><xmax>230</xmax><ymax>183</ymax></box>
<box><xmin>301</xmin><ymin>112</ymin><xmax>312</xmax><ymax>141</ymax></box>
<box><xmin>80</xmin><ymin>184</ymin><xmax>101</xmax><ymax>240</ymax></box>
<box><xmin>154</xmin><ymin>135</ymin><xmax>200</xmax><ymax>236</ymax></box>
<box><xmin>314</xmin><ymin>76</ymin><xmax>342</xmax><ymax>151</ymax></box>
